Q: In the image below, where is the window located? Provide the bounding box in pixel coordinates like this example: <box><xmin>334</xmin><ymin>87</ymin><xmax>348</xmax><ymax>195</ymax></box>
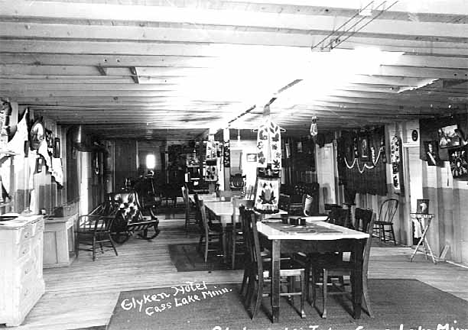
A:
<box><xmin>146</xmin><ymin>154</ymin><xmax>156</xmax><ymax>170</ymax></box>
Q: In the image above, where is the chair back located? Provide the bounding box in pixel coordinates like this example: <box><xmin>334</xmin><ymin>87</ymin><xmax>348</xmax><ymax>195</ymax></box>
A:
<box><xmin>278</xmin><ymin>193</ymin><xmax>291</xmax><ymax>213</ymax></box>
<box><xmin>181</xmin><ymin>185</ymin><xmax>190</xmax><ymax>213</ymax></box>
<box><xmin>240</xmin><ymin>206</ymin><xmax>263</xmax><ymax>276</ymax></box>
<box><xmin>77</xmin><ymin>214</ymin><xmax>114</xmax><ymax>236</ymax></box>
<box><xmin>354</xmin><ymin>208</ymin><xmax>373</xmax><ymax>232</ymax></box>
<box><xmin>361</xmin><ymin>210</ymin><xmax>376</xmax><ymax>275</ymax></box>
<box><xmin>232</xmin><ymin>196</ymin><xmax>248</xmax><ymax>226</ymax></box>
<box><xmin>327</xmin><ymin>207</ymin><xmax>348</xmax><ymax>227</ymax></box>
<box><xmin>196</xmin><ymin>199</ymin><xmax>210</xmax><ymax>237</ymax></box>
<box><xmin>378</xmin><ymin>199</ymin><xmax>399</xmax><ymax>224</ymax></box>
<box><xmin>230</xmin><ymin>173</ymin><xmax>246</xmax><ymax>191</ymax></box>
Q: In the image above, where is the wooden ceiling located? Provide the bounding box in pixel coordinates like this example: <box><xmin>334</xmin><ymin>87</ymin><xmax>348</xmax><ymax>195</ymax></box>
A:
<box><xmin>1</xmin><ymin>0</ymin><xmax>467</xmax><ymax>141</ymax></box>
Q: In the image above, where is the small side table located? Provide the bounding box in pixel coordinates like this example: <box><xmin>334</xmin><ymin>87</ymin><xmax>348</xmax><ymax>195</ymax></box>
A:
<box><xmin>409</xmin><ymin>213</ymin><xmax>437</xmax><ymax>264</ymax></box>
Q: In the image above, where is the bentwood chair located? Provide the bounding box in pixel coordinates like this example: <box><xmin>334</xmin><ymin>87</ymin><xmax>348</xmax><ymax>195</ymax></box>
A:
<box><xmin>241</xmin><ymin>207</ymin><xmax>307</xmax><ymax>320</ymax></box>
<box><xmin>310</xmin><ymin>208</ymin><xmax>375</xmax><ymax>319</ymax></box>
<box><xmin>76</xmin><ymin>214</ymin><xmax>118</xmax><ymax>261</ymax></box>
<box><xmin>373</xmin><ymin>198</ymin><xmax>399</xmax><ymax>245</ymax></box>
<box><xmin>181</xmin><ymin>184</ymin><xmax>198</xmax><ymax>232</ymax></box>
<box><xmin>196</xmin><ymin>199</ymin><xmax>223</xmax><ymax>263</ymax></box>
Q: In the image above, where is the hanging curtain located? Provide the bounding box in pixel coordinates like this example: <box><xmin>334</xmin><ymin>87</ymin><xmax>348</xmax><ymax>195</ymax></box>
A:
<box><xmin>338</xmin><ymin>127</ymin><xmax>387</xmax><ymax>196</ymax></box>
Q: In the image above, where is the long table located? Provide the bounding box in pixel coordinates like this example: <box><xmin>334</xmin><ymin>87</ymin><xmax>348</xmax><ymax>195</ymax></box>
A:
<box><xmin>196</xmin><ymin>194</ymin><xmax>286</xmax><ymax>267</ymax></box>
<box><xmin>256</xmin><ymin>220</ymin><xmax>369</xmax><ymax>323</ymax></box>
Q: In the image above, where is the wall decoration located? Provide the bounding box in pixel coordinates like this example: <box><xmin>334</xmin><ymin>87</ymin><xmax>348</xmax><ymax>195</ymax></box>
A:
<box><xmin>416</xmin><ymin>199</ymin><xmax>430</xmax><ymax>214</ymax></box>
<box><xmin>246</xmin><ymin>153</ymin><xmax>257</xmax><ymax>162</ymax></box>
<box><xmin>438</xmin><ymin>124</ymin><xmax>459</xmax><ymax>148</ymax></box>
<box><xmin>253</xmin><ymin>176</ymin><xmax>280</xmax><ymax>214</ymax></box>
<box><xmin>358</xmin><ymin>134</ymin><xmax>370</xmax><ymax>161</ymax></box>
<box><xmin>256</xmin><ymin>118</ymin><xmax>282</xmax><ymax>171</ymax></box>
<box><xmin>390</xmin><ymin>135</ymin><xmax>404</xmax><ymax>194</ymax></box>
<box><xmin>29</xmin><ymin>119</ymin><xmax>45</xmax><ymax>151</ymax></box>
<box><xmin>411</xmin><ymin>129</ymin><xmax>419</xmax><ymax>142</ymax></box>
<box><xmin>223</xmin><ymin>141</ymin><xmax>230</xmax><ymax>168</ymax></box>
<box><xmin>448</xmin><ymin>146</ymin><xmax>468</xmax><ymax>179</ymax></box>
<box><xmin>53</xmin><ymin>138</ymin><xmax>61</xmax><ymax>158</ymax></box>
<box><xmin>423</xmin><ymin>141</ymin><xmax>439</xmax><ymax>166</ymax></box>
<box><xmin>204</xmin><ymin>159</ymin><xmax>218</xmax><ymax>182</ymax></box>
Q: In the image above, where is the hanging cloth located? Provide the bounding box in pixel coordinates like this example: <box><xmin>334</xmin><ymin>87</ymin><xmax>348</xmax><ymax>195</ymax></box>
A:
<box><xmin>256</xmin><ymin>118</ymin><xmax>282</xmax><ymax>171</ymax></box>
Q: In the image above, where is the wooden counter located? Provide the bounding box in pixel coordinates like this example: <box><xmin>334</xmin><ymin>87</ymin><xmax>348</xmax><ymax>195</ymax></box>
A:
<box><xmin>43</xmin><ymin>214</ymin><xmax>78</xmax><ymax>268</ymax></box>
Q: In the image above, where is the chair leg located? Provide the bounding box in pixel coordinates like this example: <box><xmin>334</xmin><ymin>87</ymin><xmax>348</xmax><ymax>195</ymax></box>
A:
<box><xmin>251</xmin><ymin>276</ymin><xmax>263</xmax><ymax>319</ymax></box>
<box><xmin>108</xmin><ymin>234</ymin><xmax>119</xmax><ymax>256</ymax></box>
<box><xmin>390</xmin><ymin>225</ymin><xmax>397</xmax><ymax>245</ymax></box>
<box><xmin>231</xmin><ymin>230</ymin><xmax>236</xmax><ymax>269</ymax></box>
<box><xmin>322</xmin><ymin>269</ymin><xmax>328</xmax><ymax>319</ymax></box>
<box><xmin>362</xmin><ymin>274</ymin><xmax>374</xmax><ymax>318</ymax></box>
<box><xmin>204</xmin><ymin>237</ymin><xmax>209</xmax><ymax>263</ymax></box>
<box><xmin>300</xmin><ymin>271</ymin><xmax>306</xmax><ymax>318</ymax></box>
<box><xmin>380</xmin><ymin>224</ymin><xmax>385</xmax><ymax>242</ymax></box>
<box><xmin>92</xmin><ymin>237</ymin><xmax>96</xmax><ymax>261</ymax></box>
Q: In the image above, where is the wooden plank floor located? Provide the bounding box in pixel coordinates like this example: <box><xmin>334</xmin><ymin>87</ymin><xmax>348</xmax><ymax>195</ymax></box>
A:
<box><xmin>4</xmin><ymin>211</ymin><xmax>468</xmax><ymax>330</ymax></box>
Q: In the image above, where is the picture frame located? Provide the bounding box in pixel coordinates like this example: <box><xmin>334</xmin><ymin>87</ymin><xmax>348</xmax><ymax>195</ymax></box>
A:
<box><xmin>448</xmin><ymin>146</ymin><xmax>468</xmax><ymax>179</ymax></box>
<box><xmin>423</xmin><ymin>140</ymin><xmax>439</xmax><ymax>166</ymax></box>
<box><xmin>438</xmin><ymin>124</ymin><xmax>460</xmax><ymax>148</ymax></box>
<box><xmin>416</xmin><ymin>199</ymin><xmax>430</xmax><ymax>214</ymax></box>
<box><xmin>358</xmin><ymin>134</ymin><xmax>370</xmax><ymax>161</ymax></box>
<box><xmin>246</xmin><ymin>153</ymin><xmax>257</xmax><ymax>162</ymax></box>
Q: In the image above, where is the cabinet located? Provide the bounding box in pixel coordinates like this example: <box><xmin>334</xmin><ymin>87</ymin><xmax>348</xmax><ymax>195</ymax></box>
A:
<box><xmin>43</xmin><ymin>214</ymin><xmax>77</xmax><ymax>268</ymax></box>
<box><xmin>0</xmin><ymin>215</ymin><xmax>45</xmax><ymax>327</ymax></box>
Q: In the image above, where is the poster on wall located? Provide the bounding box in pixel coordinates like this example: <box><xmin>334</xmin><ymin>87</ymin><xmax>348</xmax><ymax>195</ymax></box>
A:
<box><xmin>448</xmin><ymin>146</ymin><xmax>468</xmax><ymax>180</ymax></box>
<box><xmin>390</xmin><ymin>136</ymin><xmax>404</xmax><ymax>194</ymax></box>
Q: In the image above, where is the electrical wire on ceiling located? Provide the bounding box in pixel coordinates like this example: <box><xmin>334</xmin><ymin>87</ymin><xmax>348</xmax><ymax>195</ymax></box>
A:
<box><xmin>227</xmin><ymin>1</ymin><xmax>400</xmax><ymax>128</ymax></box>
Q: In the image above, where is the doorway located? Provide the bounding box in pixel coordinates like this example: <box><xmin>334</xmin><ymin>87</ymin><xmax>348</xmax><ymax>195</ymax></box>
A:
<box><xmin>402</xmin><ymin>144</ymin><xmax>423</xmax><ymax>245</ymax></box>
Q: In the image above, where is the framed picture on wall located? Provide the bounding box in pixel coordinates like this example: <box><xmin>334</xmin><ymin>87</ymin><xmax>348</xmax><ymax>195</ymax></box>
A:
<box><xmin>358</xmin><ymin>134</ymin><xmax>370</xmax><ymax>161</ymax></box>
<box><xmin>246</xmin><ymin>153</ymin><xmax>257</xmax><ymax>162</ymax></box>
<box><xmin>448</xmin><ymin>146</ymin><xmax>468</xmax><ymax>179</ymax></box>
<box><xmin>438</xmin><ymin>124</ymin><xmax>459</xmax><ymax>148</ymax></box>
<box><xmin>416</xmin><ymin>199</ymin><xmax>430</xmax><ymax>214</ymax></box>
<box><xmin>423</xmin><ymin>140</ymin><xmax>439</xmax><ymax>166</ymax></box>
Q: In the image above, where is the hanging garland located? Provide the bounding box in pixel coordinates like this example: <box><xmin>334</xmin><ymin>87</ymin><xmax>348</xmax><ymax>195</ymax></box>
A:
<box><xmin>344</xmin><ymin>145</ymin><xmax>385</xmax><ymax>173</ymax></box>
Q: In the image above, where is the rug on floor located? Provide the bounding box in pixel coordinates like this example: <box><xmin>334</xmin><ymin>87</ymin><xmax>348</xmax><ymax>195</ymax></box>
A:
<box><xmin>108</xmin><ymin>279</ymin><xmax>468</xmax><ymax>330</ymax></box>
<box><xmin>168</xmin><ymin>243</ymin><xmax>244</xmax><ymax>272</ymax></box>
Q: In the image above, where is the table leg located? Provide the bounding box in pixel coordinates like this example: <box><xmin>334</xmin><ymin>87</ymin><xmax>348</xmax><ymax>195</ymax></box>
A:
<box><xmin>271</xmin><ymin>239</ymin><xmax>281</xmax><ymax>323</ymax></box>
<box><xmin>221</xmin><ymin>224</ymin><xmax>228</xmax><ymax>264</ymax></box>
<box><xmin>352</xmin><ymin>240</ymin><xmax>364</xmax><ymax>319</ymax></box>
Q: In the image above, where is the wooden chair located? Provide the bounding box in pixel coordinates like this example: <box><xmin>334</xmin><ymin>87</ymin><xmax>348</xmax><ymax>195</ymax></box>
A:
<box><xmin>230</xmin><ymin>173</ymin><xmax>246</xmax><ymax>191</ymax></box>
<box><xmin>374</xmin><ymin>198</ymin><xmax>399</xmax><ymax>245</ymax></box>
<box><xmin>181</xmin><ymin>184</ymin><xmax>198</xmax><ymax>232</ymax></box>
<box><xmin>326</xmin><ymin>207</ymin><xmax>349</xmax><ymax>227</ymax></box>
<box><xmin>109</xmin><ymin>191</ymin><xmax>160</xmax><ymax>244</ymax></box>
<box><xmin>75</xmin><ymin>215</ymin><xmax>118</xmax><ymax>261</ymax></box>
<box><xmin>278</xmin><ymin>193</ymin><xmax>291</xmax><ymax>214</ymax></box>
<box><xmin>241</xmin><ymin>207</ymin><xmax>307</xmax><ymax>320</ymax></box>
<box><xmin>310</xmin><ymin>208</ymin><xmax>375</xmax><ymax>319</ymax></box>
<box><xmin>196</xmin><ymin>198</ymin><xmax>223</xmax><ymax>263</ymax></box>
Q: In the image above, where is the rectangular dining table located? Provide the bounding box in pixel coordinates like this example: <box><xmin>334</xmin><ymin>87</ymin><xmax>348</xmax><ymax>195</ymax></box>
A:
<box><xmin>256</xmin><ymin>220</ymin><xmax>369</xmax><ymax>323</ymax></box>
<box><xmin>195</xmin><ymin>194</ymin><xmax>287</xmax><ymax>267</ymax></box>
